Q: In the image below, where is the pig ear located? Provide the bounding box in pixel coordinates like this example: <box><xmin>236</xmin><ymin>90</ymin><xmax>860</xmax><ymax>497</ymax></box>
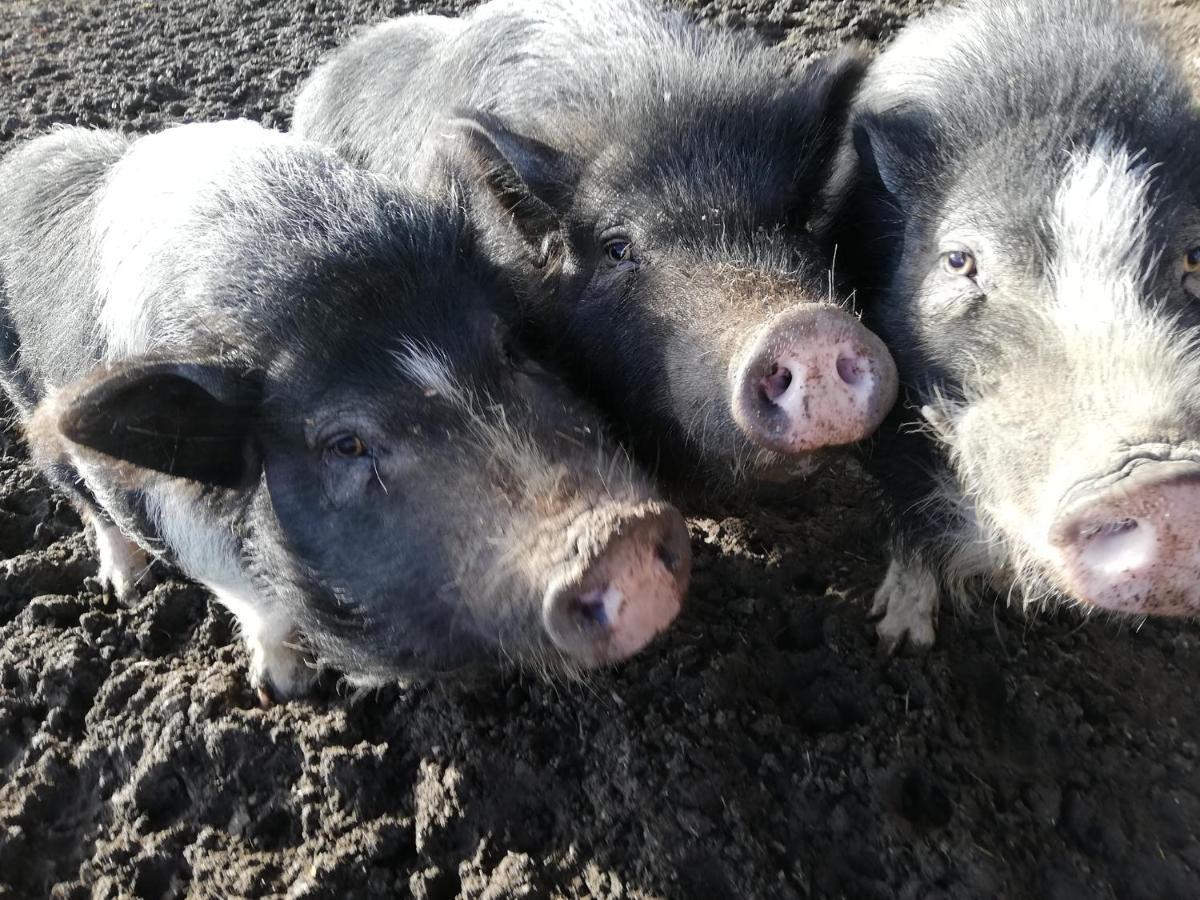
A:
<box><xmin>450</xmin><ymin>112</ymin><xmax>581</xmax><ymax>268</ymax></box>
<box><xmin>851</xmin><ymin>110</ymin><xmax>938</xmax><ymax>211</ymax></box>
<box><xmin>55</xmin><ymin>361</ymin><xmax>261</xmax><ymax>488</ymax></box>
<box><xmin>787</xmin><ymin>47</ymin><xmax>870</xmax><ymax>213</ymax></box>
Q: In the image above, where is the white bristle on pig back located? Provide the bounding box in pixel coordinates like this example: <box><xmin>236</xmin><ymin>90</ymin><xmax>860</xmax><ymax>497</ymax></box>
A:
<box><xmin>91</xmin><ymin>121</ymin><xmax>294</xmax><ymax>359</ymax></box>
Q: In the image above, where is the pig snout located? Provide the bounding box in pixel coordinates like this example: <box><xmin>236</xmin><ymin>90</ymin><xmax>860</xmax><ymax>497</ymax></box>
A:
<box><xmin>731</xmin><ymin>306</ymin><xmax>899</xmax><ymax>454</ymax></box>
<box><xmin>543</xmin><ymin>502</ymin><xmax>691</xmax><ymax>666</ymax></box>
<box><xmin>1049</xmin><ymin>459</ymin><xmax>1200</xmax><ymax>615</ymax></box>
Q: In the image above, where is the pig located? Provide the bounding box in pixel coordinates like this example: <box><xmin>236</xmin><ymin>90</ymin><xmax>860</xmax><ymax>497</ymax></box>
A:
<box><xmin>827</xmin><ymin>0</ymin><xmax>1200</xmax><ymax>651</ymax></box>
<box><xmin>0</xmin><ymin>120</ymin><xmax>691</xmax><ymax>700</ymax></box>
<box><xmin>291</xmin><ymin>0</ymin><xmax>899</xmax><ymax>498</ymax></box>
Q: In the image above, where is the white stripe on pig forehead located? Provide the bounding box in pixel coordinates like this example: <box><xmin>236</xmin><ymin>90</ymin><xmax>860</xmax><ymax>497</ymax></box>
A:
<box><xmin>390</xmin><ymin>338</ymin><xmax>559</xmax><ymax>476</ymax></box>
<box><xmin>1049</xmin><ymin>141</ymin><xmax>1158</xmax><ymax>323</ymax></box>
<box><xmin>393</xmin><ymin>338</ymin><xmax>463</xmax><ymax>404</ymax></box>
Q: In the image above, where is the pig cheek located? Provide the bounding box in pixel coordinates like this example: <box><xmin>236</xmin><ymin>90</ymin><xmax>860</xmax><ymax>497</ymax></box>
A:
<box><xmin>949</xmin><ymin>402</ymin><xmax>1053</xmax><ymax>552</ymax></box>
<box><xmin>317</xmin><ymin>460</ymin><xmax>375</xmax><ymax>509</ymax></box>
<box><xmin>265</xmin><ymin>457</ymin><xmax>371</xmax><ymax>547</ymax></box>
<box><xmin>451</xmin><ymin>467</ymin><xmax>545</xmax><ymax>634</ymax></box>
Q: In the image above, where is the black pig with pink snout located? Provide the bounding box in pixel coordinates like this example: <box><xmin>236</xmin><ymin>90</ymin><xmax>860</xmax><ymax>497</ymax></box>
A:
<box><xmin>0</xmin><ymin>121</ymin><xmax>691</xmax><ymax>701</ymax></box>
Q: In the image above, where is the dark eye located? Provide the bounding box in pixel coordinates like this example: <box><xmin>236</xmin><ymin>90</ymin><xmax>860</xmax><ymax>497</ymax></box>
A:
<box><xmin>603</xmin><ymin>237</ymin><xmax>635</xmax><ymax>266</ymax></box>
<box><xmin>1185</xmin><ymin>246</ymin><xmax>1200</xmax><ymax>274</ymax></box>
<box><xmin>329</xmin><ymin>434</ymin><xmax>368</xmax><ymax>460</ymax></box>
<box><xmin>943</xmin><ymin>249</ymin><xmax>978</xmax><ymax>277</ymax></box>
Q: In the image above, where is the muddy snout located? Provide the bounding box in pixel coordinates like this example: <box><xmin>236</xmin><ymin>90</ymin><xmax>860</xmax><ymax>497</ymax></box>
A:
<box><xmin>543</xmin><ymin>501</ymin><xmax>691</xmax><ymax>666</ymax></box>
<box><xmin>1049</xmin><ymin>460</ymin><xmax>1200</xmax><ymax>615</ymax></box>
<box><xmin>731</xmin><ymin>306</ymin><xmax>899</xmax><ymax>454</ymax></box>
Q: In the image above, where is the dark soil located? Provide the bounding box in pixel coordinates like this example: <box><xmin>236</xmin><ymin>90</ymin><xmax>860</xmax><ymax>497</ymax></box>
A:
<box><xmin>2</xmin><ymin>1</ymin><xmax>1200</xmax><ymax>897</ymax></box>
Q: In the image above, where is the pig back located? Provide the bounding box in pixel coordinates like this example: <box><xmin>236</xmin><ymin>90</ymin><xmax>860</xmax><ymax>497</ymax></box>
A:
<box><xmin>0</xmin><ymin>128</ymin><xmax>129</xmax><ymax>398</ymax></box>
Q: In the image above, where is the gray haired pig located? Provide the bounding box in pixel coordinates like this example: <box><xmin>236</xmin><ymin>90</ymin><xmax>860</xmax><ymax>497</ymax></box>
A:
<box><xmin>829</xmin><ymin>0</ymin><xmax>1200</xmax><ymax>650</ymax></box>
<box><xmin>292</xmin><ymin>0</ymin><xmax>898</xmax><ymax>496</ymax></box>
<box><xmin>0</xmin><ymin>120</ymin><xmax>691</xmax><ymax>700</ymax></box>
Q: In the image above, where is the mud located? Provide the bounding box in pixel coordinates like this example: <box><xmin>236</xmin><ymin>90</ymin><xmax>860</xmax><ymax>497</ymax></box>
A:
<box><xmin>1</xmin><ymin>1</ymin><xmax>1199</xmax><ymax>897</ymax></box>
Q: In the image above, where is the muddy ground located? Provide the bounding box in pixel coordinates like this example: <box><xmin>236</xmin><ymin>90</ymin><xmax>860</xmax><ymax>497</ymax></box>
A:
<box><xmin>2</xmin><ymin>0</ymin><xmax>1200</xmax><ymax>897</ymax></box>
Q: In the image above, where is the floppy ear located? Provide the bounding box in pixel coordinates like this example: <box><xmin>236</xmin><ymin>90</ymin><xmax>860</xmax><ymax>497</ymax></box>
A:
<box><xmin>850</xmin><ymin>108</ymin><xmax>939</xmax><ymax>211</ymax></box>
<box><xmin>786</xmin><ymin>46</ymin><xmax>871</xmax><ymax>215</ymax></box>
<box><xmin>450</xmin><ymin>111</ymin><xmax>582</xmax><ymax>268</ymax></box>
<box><xmin>53</xmin><ymin>361</ymin><xmax>261</xmax><ymax>488</ymax></box>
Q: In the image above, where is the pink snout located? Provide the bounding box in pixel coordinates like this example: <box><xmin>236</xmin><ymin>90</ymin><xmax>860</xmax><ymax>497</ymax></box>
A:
<box><xmin>732</xmin><ymin>306</ymin><xmax>899</xmax><ymax>454</ymax></box>
<box><xmin>1049</xmin><ymin>461</ymin><xmax>1200</xmax><ymax>615</ymax></box>
<box><xmin>543</xmin><ymin>502</ymin><xmax>691</xmax><ymax>665</ymax></box>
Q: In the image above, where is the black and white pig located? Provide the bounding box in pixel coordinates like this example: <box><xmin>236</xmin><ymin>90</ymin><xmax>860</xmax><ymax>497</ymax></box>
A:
<box><xmin>829</xmin><ymin>0</ymin><xmax>1200</xmax><ymax>650</ymax></box>
<box><xmin>291</xmin><ymin>0</ymin><xmax>899</xmax><ymax>496</ymax></box>
<box><xmin>0</xmin><ymin>120</ymin><xmax>692</xmax><ymax>700</ymax></box>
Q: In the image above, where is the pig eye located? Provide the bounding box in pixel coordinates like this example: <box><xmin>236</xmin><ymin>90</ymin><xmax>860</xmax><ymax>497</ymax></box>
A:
<box><xmin>1185</xmin><ymin>246</ymin><xmax>1200</xmax><ymax>274</ymax></box>
<box><xmin>328</xmin><ymin>433</ymin><xmax>368</xmax><ymax>460</ymax></box>
<box><xmin>603</xmin><ymin>236</ymin><xmax>637</xmax><ymax>267</ymax></box>
<box><xmin>943</xmin><ymin>249</ymin><xmax>978</xmax><ymax>277</ymax></box>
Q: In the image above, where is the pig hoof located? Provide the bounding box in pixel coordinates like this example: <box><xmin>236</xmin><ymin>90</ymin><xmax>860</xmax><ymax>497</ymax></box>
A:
<box><xmin>870</xmin><ymin>558</ymin><xmax>939</xmax><ymax>655</ymax></box>
<box><xmin>248</xmin><ymin>636</ymin><xmax>315</xmax><ymax>704</ymax></box>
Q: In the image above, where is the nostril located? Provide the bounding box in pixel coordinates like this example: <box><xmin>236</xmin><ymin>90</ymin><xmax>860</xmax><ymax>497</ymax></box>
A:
<box><xmin>1076</xmin><ymin>517</ymin><xmax>1152</xmax><ymax>576</ymax></box>
<box><xmin>572</xmin><ymin>584</ymin><xmax>623</xmax><ymax>629</ymax></box>
<box><xmin>655</xmin><ymin>542</ymin><xmax>679</xmax><ymax>574</ymax></box>
<box><xmin>1080</xmin><ymin>517</ymin><xmax>1138</xmax><ymax>542</ymax></box>
<box><xmin>836</xmin><ymin>351</ymin><xmax>870</xmax><ymax>388</ymax></box>
<box><xmin>759</xmin><ymin>363</ymin><xmax>792</xmax><ymax>406</ymax></box>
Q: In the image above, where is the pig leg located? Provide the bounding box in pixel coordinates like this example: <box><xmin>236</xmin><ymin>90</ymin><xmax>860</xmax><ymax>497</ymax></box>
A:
<box><xmin>35</xmin><ymin>456</ymin><xmax>155</xmax><ymax>602</ymax></box>
<box><xmin>211</xmin><ymin>587</ymin><xmax>314</xmax><ymax>704</ymax></box>
<box><xmin>119</xmin><ymin>486</ymin><xmax>316</xmax><ymax>702</ymax></box>
<box><xmin>88</xmin><ymin>512</ymin><xmax>152</xmax><ymax>601</ymax></box>
<box><xmin>870</xmin><ymin>556</ymin><xmax>939</xmax><ymax>654</ymax></box>
<box><xmin>865</xmin><ymin>425</ymin><xmax>950</xmax><ymax>653</ymax></box>
<box><xmin>83</xmin><ymin>487</ymin><xmax>312</xmax><ymax>700</ymax></box>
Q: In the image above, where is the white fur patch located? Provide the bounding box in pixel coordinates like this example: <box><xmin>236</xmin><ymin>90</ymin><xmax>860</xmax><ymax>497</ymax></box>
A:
<box><xmin>212</xmin><ymin>586</ymin><xmax>313</xmax><ymax>701</ymax></box>
<box><xmin>394</xmin><ymin>338</ymin><xmax>460</xmax><ymax>402</ymax></box>
<box><xmin>91</xmin><ymin>121</ymin><xmax>294</xmax><ymax>359</ymax></box>
<box><xmin>872</xmin><ymin>556</ymin><xmax>939</xmax><ymax>652</ymax></box>
<box><xmin>143</xmin><ymin>489</ymin><xmax>244</xmax><ymax>594</ymax></box>
<box><xmin>147</xmin><ymin>487</ymin><xmax>311</xmax><ymax>700</ymax></box>
<box><xmin>63</xmin><ymin>434</ymin><xmax>310</xmax><ymax>696</ymax></box>
<box><xmin>89</xmin><ymin>514</ymin><xmax>151</xmax><ymax>601</ymax></box>
<box><xmin>1050</xmin><ymin>141</ymin><xmax>1157</xmax><ymax>325</ymax></box>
